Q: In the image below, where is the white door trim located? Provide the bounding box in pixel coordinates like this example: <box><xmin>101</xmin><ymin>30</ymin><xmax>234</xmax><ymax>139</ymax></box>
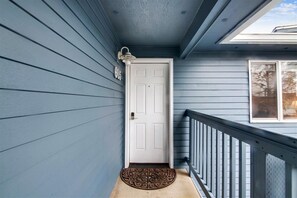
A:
<box><xmin>125</xmin><ymin>58</ymin><xmax>174</xmax><ymax>168</ymax></box>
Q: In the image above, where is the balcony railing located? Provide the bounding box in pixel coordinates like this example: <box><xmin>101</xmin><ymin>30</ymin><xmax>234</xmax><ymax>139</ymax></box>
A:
<box><xmin>184</xmin><ymin>109</ymin><xmax>297</xmax><ymax>198</ymax></box>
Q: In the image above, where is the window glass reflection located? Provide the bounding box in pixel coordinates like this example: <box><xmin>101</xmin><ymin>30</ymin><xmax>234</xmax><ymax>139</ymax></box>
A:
<box><xmin>251</xmin><ymin>63</ymin><xmax>278</xmax><ymax>119</ymax></box>
<box><xmin>282</xmin><ymin>62</ymin><xmax>297</xmax><ymax>119</ymax></box>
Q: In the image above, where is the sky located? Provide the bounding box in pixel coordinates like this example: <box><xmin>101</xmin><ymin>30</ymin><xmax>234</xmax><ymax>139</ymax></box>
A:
<box><xmin>242</xmin><ymin>0</ymin><xmax>297</xmax><ymax>33</ymax></box>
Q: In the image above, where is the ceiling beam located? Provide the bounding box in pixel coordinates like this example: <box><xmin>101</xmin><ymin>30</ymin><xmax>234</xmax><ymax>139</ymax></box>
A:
<box><xmin>179</xmin><ymin>0</ymin><xmax>219</xmax><ymax>59</ymax></box>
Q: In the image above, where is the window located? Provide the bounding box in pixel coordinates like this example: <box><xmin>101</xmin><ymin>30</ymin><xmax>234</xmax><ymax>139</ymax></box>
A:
<box><xmin>249</xmin><ymin>61</ymin><xmax>297</xmax><ymax>122</ymax></box>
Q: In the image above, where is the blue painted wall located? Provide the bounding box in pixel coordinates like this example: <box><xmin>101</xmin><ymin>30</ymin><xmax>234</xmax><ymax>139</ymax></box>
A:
<box><xmin>1</xmin><ymin>0</ymin><xmax>296</xmax><ymax>194</ymax></box>
<box><xmin>0</xmin><ymin>0</ymin><xmax>124</xmax><ymax>197</ymax></box>
<box><xmin>174</xmin><ymin>52</ymin><xmax>297</xmax><ymax>167</ymax></box>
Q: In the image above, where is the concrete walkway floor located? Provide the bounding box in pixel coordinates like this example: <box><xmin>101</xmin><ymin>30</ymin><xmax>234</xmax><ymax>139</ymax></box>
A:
<box><xmin>110</xmin><ymin>169</ymin><xmax>200</xmax><ymax>198</ymax></box>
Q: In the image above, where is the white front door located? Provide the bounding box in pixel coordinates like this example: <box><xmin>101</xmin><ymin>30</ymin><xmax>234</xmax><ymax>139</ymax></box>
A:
<box><xmin>129</xmin><ymin>63</ymin><xmax>169</xmax><ymax>163</ymax></box>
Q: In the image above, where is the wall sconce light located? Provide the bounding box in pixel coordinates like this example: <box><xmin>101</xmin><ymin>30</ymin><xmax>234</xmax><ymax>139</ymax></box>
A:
<box><xmin>117</xmin><ymin>46</ymin><xmax>136</xmax><ymax>65</ymax></box>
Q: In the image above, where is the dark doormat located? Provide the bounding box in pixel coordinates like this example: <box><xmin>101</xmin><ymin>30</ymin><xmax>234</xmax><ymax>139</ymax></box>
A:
<box><xmin>120</xmin><ymin>168</ymin><xmax>176</xmax><ymax>190</ymax></box>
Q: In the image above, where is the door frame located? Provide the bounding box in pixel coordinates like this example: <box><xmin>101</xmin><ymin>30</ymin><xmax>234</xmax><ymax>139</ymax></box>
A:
<box><xmin>125</xmin><ymin>58</ymin><xmax>174</xmax><ymax>168</ymax></box>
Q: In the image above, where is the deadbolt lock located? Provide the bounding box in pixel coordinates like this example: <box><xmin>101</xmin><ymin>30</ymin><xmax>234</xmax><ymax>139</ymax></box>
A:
<box><xmin>131</xmin><ymin>112</ymin><xmax>135</xmax><ymax>120</ymax></box>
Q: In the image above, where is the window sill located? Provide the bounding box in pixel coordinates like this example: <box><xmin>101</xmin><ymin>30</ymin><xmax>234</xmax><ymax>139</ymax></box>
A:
<box><xmin>250</xmin><ymin>119</ymin><xmax>297</xmax><ymax>124</ymax></box>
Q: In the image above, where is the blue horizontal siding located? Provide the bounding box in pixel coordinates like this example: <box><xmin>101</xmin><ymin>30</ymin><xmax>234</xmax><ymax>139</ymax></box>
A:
<box><xmin>174</xmin><ymin>56</ymin><xmax>297</xmax><ymax>167</ymax></box>
<box><xmin>0</xmin><ymin>0</ymin><xmax>123</xmax><ymax>197</ymax></box>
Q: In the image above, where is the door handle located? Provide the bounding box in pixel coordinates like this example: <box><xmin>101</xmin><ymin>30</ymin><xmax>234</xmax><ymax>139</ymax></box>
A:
<box><xmin>131</xmin><ymin>112</ymin><xmax>137</xmax><ymax>120</ymax></box>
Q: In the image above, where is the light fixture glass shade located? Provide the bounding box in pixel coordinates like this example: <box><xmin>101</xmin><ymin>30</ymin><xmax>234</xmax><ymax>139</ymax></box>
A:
<box><xmin>118</xmin><ymin>47</ymin><xmax>136</xmax><ymax>64</ymax></box>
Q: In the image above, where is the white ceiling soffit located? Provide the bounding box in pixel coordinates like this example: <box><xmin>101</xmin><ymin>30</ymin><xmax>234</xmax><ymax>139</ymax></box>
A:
<box><xmin>220</xmin><ymin>0</ymin><xmax>297</xmax><ymax>44</ymax></box>
<box><xmin>226</xmin><ymin>33</ymin><xmax>297</xmax><ymax>44</ymax></box>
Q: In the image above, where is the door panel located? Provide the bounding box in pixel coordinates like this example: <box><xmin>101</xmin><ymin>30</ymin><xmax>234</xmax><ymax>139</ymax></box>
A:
<box><xmin>135</xmin><ymin>124</ymin><xmax>146</xmax><ymax>149</ymax></box>
<box><xmin>154</xmin><ymin>123</ymin><xmax>164</xmax><ymax>149</ymax></box>
<box><xmin>136</xmin><ymin>84</ymin><xmax>146</xmax><ymax>113</ymax></box>
<box><xmin>154</xmin><ymin>84</ymin><xmax>164</xmax><ymax>113</ymax></box>
<box><xmin>130</xmin><ymin>63</ymin><xmax>169</xmax><ymax>163</ymax></box>
<box><xmin>154</xmin><ymin>68</ymin><xmax>164</xmax><ymax>77</ymax></box>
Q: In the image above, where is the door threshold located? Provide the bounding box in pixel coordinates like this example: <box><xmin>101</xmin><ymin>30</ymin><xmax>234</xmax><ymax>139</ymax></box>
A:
<box><xmin>129</xmin><ymin>163</ymin><xmax>170</xmax><ymax>168</ymax></box>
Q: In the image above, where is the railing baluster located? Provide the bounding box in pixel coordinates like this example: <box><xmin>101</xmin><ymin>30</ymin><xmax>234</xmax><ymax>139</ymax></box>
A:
<box><xmin>193</xmin><ymin>122</ymin><xmax>196</xmax><ymax>173</ymax></box>
<box><xmin>239</xmin><ymin>141</ymin><xmax>246</xmax><ymax>198</ymax></box>
<box><xmin>222</xmin><ymin>134</ymin><xmax>227</xmax><ymax>198</ymax></box>
<box><xmin>230</xmin><ymin>137</ymin><xmax>236</xmax><ymax>198</ymax></box>
<box><xmin>206</xmin><ymin>125</ymin><xmax>209</xmax><ymax>185</ymax></box>
<box><xmin>216</xmin><ymin>130</ymin><xmax>221</xmax><ymax>198</ymax></box>
<box><xmin>189</xmin><ymin>118</ymin><xmax>193</xmax><ymax>176</ymax></box>
<box><xmin>201</xmin><ymin>124</ymin><xmax>205</xmax><ymax>180</ymax></box>
<box><xmin>191</xmin><ymin>121</ymin><xmax>194</xmax><ymax>171</ymax></box>
<box><xmin>196</xmin><ymin>121</ymin><xmax>199</xmax><ymax>172</ymax></box>
<box><xmin>292</xmin><ymin>166</ymin><xmax>297</xmax><ymax>198</ymax></box>
<box><xmin>211</xmin><ymin>127</ymin><xmax>215</xmax><ymax>193</ymax></box>
<box><xmin>193</xmin><ymin>120</ymin><xmax>199</xmax><ymax>168</ymax></box>
<box><xmin>199</xmin><ymin>122</ymin><xmax>203</xmax><ymax>175</ymax></box>
<box><xmin>201</xmin><ymin>123</ymin><xmax>205</xmax><ymax>180</ymax></box>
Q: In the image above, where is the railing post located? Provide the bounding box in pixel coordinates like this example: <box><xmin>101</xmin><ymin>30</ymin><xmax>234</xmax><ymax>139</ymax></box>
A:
<box><xmin>251</xmin><ymin>147</ymin><xmax>266</xmax><ymax>198</ymax></box>
<box><xmin>286</xmin><ymin>163</ymin><xmax>297</xmax><ymax>198</ymax></box>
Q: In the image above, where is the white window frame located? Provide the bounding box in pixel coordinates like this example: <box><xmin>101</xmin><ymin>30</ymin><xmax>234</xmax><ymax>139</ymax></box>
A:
<box><xmin>249</xmin><ymin>60</ymin><xmax>297</xmax><ymax>123</ymax></box>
